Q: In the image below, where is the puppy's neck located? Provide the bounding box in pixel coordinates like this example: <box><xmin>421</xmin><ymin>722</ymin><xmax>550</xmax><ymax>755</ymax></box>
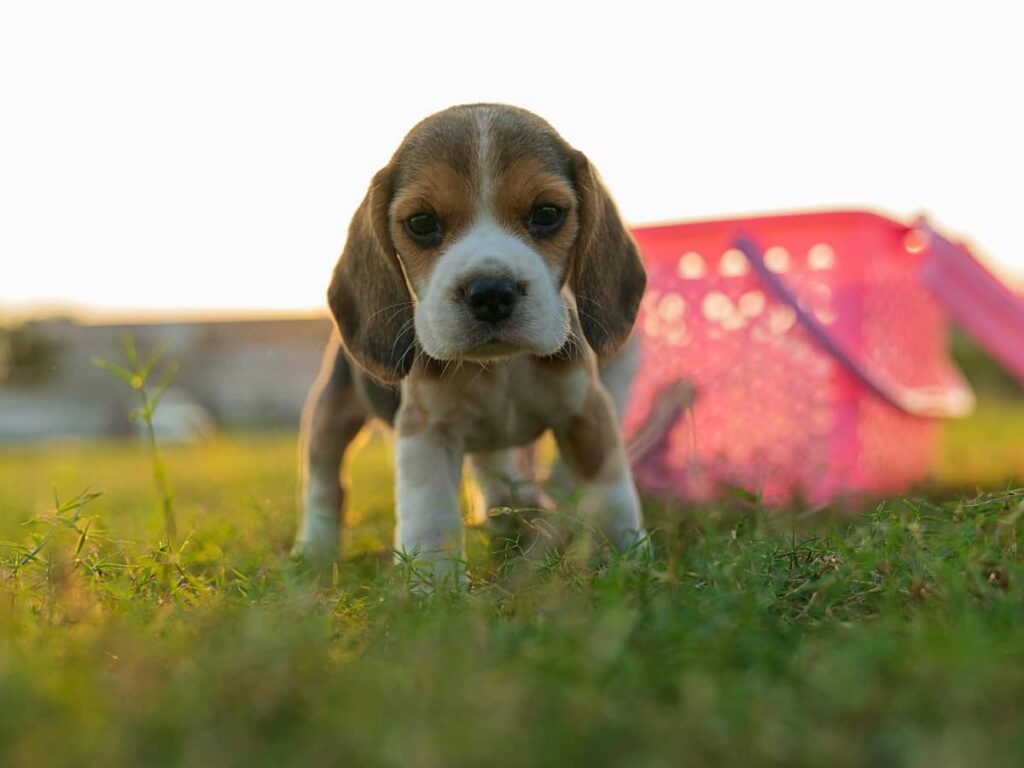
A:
<box><xmin>413</xmin><ymin>332</ymin><xmax>591</xmax><ymax>382</ymax></box>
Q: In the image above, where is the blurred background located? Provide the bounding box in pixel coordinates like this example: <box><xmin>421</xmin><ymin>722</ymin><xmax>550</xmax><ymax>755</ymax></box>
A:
<box><xmin>1</xmin><ymin>0</ymin><xmax>1020</xmax><ymax>490</ymax></box>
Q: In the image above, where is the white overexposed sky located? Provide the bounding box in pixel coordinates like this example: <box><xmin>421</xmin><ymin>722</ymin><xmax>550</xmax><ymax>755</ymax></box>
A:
<box><xmin>1</xmin><ymin>0</ymin><xmax>1021</xmax><ymax>319</ymax></box>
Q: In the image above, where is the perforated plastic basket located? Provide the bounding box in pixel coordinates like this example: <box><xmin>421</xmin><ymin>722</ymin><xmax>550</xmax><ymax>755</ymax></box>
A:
<box><xmin>623</xmin><ymin>210</ymin><xmax>1022</xmax><ymax>504</ymax></box>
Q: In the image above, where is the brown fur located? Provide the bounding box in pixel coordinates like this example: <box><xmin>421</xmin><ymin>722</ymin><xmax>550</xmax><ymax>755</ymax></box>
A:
<box><xmin>560</xmin><ymin>384</ymin><xmax>624</xmax><ymax>481</ymax></box>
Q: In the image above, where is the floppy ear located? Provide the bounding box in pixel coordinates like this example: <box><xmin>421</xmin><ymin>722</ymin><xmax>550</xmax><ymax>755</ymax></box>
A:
<box><xmin>569</xmin><ymin>150</ymin><xmax>647</xmax><ymax>358</ymax></box>
<box><xmin>327</xmin><ymin>165</ymin><xmax>416</xmax><ymax>384</ymax></box>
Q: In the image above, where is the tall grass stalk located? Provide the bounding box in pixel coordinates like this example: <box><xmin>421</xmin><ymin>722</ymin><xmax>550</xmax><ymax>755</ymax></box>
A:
<box><xmin>93</xmin><ymin>335</ymin><xmax>179</xmax><ymax>542</ymax></box>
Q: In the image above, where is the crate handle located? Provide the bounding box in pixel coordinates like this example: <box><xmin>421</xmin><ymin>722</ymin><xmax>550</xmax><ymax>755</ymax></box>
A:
<box><xmin>735</xmin><ymin>236</ymin><xmax>975</xmax><ymax>419</ymax></box>
<box><xmin>915</xmin><ymin>217</ymin><xmax>1024</xmax><ymax>385</ymax></box>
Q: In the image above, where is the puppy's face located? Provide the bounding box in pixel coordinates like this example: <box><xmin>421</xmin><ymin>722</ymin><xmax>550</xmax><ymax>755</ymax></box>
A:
<box><xmin>388</xmin><ymin>108</ymin><xmax>577</xmax><ymax>361</ymax></box>
<box><xmin>329</xmin><ymin>104</ymin><xmax>645</xmax><ymax>383</ymax></box>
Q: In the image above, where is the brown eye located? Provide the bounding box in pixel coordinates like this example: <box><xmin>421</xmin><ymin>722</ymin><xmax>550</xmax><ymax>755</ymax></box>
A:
<box><xmin>527</xmin><ymin>204</ymin><xmax>563</xmax><ymax>235</ymax></box>
<box><xmin>405</xmin><ymin>213</ymin><xmax>441</xmax><ymax>243</ymax></box>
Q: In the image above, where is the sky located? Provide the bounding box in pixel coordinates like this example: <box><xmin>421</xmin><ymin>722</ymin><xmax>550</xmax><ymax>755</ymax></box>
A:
<box><xmin>1</xmin><ymin>0</ymin><xmax>1021</xmax><ymax>319</ymax></box>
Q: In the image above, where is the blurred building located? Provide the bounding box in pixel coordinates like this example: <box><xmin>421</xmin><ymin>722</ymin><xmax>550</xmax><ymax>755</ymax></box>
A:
<box><xmin>0</xmin><ymin>315</ymin><xmax>333</xmax><ymax>441</ymax></box>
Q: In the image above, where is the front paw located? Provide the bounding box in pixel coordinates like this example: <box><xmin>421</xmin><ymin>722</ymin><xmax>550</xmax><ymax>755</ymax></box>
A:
<box><xmin>613</xmin><ymin>526</ymin><xmax>653</xmax><ymax>558</ymax></box>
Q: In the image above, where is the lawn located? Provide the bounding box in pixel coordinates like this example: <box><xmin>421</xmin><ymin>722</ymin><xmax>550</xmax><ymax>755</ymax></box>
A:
<box><xmin>0</xmin><ymin>402</ymin><xmax>1022</xmax><ymax>767</ymax></box>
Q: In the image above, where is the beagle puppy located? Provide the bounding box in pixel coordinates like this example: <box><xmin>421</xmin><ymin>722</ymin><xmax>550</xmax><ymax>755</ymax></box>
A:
<box><xmin>294</xmin><ymin>104</ymin><xmax>647</xmax><ymax>580</ymax></box>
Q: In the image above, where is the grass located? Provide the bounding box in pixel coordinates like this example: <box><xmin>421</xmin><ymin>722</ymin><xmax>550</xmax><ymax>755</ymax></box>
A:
<box><xmin>0</xmin><ymin>401</ymin><xmax>1022</xmax><ymax>767</ymax></box>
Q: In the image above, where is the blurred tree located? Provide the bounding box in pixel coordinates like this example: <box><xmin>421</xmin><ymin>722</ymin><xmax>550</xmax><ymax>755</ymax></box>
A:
<box><xmin>0</xmin><ymin>325</ymin><xmax>60</xmax><ymax>387</ymax></box>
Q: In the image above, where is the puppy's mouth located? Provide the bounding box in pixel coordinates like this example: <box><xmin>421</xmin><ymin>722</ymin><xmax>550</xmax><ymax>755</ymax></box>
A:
<box><xmin>459</xmin><ymin>338</ymin><xmax>528</xmax><ymax>361</ymax></box>
<box><xmin>434</xmin><ymin>325</ymin><xmax>563</xmax><ymax>362</ymax></box>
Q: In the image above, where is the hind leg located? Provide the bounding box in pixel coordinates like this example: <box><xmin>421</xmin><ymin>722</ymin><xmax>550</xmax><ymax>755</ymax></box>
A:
<box><xmin>293</xmin><ymin>334</ymin><xmax>367</xmax><ymax>560</ymax></box>
<box><xmin>469</xmin><ymin>449</ymin><xmax>544</xmax><ymax>515</ymax></box>
<box><xmin>466</xmin><ymin>448</ymin><xmax>549</xmax><ymax>545</ymax></box>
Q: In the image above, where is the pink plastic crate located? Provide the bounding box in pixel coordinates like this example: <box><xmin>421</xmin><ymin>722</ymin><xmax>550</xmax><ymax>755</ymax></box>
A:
<box><xmin>623</xmin><ymin>210</ymin><xmax>993</xmax><ymax>504</ymax></box>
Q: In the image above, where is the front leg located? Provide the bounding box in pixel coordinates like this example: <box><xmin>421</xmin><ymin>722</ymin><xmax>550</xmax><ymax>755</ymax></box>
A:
<box><xmin>394</xmin><ymin>425</ymin><xmax>466</xmax><ymax>585</ymax></box>
<box><xmin>554</xmin><ymin>381</ymin><xmax>646</xmax><ymax>550</ymax></box>
<box><xmin>294</xmin><ymin>336</ymin><xmax>366</xmax><ymax>561</ymax></box>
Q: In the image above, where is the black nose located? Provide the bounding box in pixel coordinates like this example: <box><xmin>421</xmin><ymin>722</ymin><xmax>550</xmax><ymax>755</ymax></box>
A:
<box><xmin>462</xmin><ymin>277</ymin><xmax>519</xmax><ymax>324</ymax></box>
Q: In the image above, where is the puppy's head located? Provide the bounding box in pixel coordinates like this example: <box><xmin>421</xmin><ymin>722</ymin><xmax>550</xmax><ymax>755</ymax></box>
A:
<box><xmin>328</xmin><ymin>104</ymin><xmax>645</xmax><ymax>383</ymax></box>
